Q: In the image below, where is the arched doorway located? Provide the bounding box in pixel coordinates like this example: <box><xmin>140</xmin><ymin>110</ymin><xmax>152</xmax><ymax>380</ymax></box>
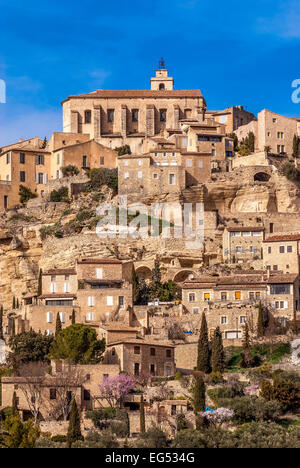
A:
<box><xmin>254</xmin><ymin>172</ymin><xmax>271</xmax><ymax>182</ymax></box>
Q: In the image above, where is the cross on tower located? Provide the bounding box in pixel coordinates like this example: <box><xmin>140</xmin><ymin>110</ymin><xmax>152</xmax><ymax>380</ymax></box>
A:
<box><xmin>158</xmin><ymin>57</ymin><xmax>165</xmax><ymax>69</ymax></box>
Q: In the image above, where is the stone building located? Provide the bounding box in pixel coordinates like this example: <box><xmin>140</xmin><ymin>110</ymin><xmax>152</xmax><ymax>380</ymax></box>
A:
<box><xmin>0</xmin><ymin>143</ymin><xmax>51</xmax><ymax>210</ymax></box>
<box><xmin>235</xmin><ymin>109</ymin><xmax>300</xmax><ymax>155</ymax></box>
<box><xmin>223</xmin><ymin>226</ymin><xmax>265</xmax><ymax>263</ymax></box>
<box><xmin>206</xmin><ymin>105</ymin><xmax>257</xmax><ymax>133</ymax></box>
<box><xmin>263</xmin><ymin>233</ymin><xmax>300</xmax><ymax>274</ymax></box>
<box><xmin>104</xmin><ymin>338</ymin><xmax>175</xmax><ymax>378</ymax></box>
<box><xmin>61</xmin><ymin>63</ymin><xmax>207</xmax><ymax>154</ymax></box>
<box><xmin>20</xmin><ymin>258</ymin><xmax>133</xmax><ymax>336</ymax></box>
<box><xmin>181</xmin><ymin>271</ymin><xmax>299</xmax><ymax>324</ymax></box>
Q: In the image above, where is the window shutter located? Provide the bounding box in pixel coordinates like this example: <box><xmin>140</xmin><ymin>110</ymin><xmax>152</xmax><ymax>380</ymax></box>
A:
<box><xmin>43</xmin><ymin>173</ymin><xmax>47</xmax><ymax>184</ymax></box>
<box><xmin>88</xmin><ymin>296</ymin><xmax>94</xmax><ymax>307</ymax></box>
<box><xmin>35</xmin><ymin>173</ymin><xmax>39</xmax><ymax>183</ymax></box>
<box><xmin>107</xmin><ymin>296</ymin><xmax>113</xmax><ymax>306</ymax></box>
<box><xmin>284</xmin><ymin>301</ymin><xmax>288</xmax><ymax>309</ymax></box>
<box><xmin>46</xmin><ymin>312</ymin><xmax>53</xmax><ymax>323</ymax></box>
<box><xmin>59</xmin><ymin>312</ymin><xmax>66</xmax><ymax>323</ymax></box>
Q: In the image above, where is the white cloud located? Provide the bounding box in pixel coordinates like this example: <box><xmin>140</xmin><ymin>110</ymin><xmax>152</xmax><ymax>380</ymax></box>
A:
<box><xmin>257</xmin><ymin>1</ymin><xmax>300</xmax><ymax>38</ymax></box>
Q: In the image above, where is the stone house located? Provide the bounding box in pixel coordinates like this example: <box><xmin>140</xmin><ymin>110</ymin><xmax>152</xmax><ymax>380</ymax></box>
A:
<box><xmin>98</xmin><ymin>322</ymin><xmax>139</xmax><ymax>345</ymax></box>
<box><xmin>181</xmin><ymin>271</ymin><xmax>299</xmax><ymax>326</ymax></box>
<box><xmin>206</xmin><ymin>105</ymin><xmax>257</xmax><ymax>133</ymax></box>
<box><xmin>235</xmin><ymin>109</ymin><xmax>300</xmax><ymax>155</ymax></box>
<box><xmin>18</xmin><ymin>258</ymin><xmax>133</xmax><ymax>336</ymax></box>
<box><xmin>0</xmin><ymin>143</ymin><xmax>51</xmax><ymax>210</ymax></box>
<box><xmin>263</xmin><ymin>233</ymin><xmax>300</xmax><ymax>275</ymax></box>
<box><xmin>223</xmin><ymin>226</ymin><xmax>265</xmax><ymax>263</ymax></box>
<box><xmin>61</xmin><ymin>64</ymin><xmax>207</xmax><ymax>154</ymax></box>
<box><xmin>104</xmin><ymin>338</ymin><xmax>175</xmax><ymax>378</ymax></box>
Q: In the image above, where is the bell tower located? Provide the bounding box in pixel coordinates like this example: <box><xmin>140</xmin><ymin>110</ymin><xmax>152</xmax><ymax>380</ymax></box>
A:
<box><xmin>150</xmin><ymin>58</ymin><xmax>174</xmax><ymax>91</ymax></box>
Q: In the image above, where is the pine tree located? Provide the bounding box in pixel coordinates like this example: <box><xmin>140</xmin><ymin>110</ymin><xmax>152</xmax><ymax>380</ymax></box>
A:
<box><xmin>0</xmin><ymin>305</ymin><xmax>4</xmax><ymax>340</ymax></box>
<box><xmin>140</xmin><ymin>394</ymin><xmax>145</xmax><ymax>434</ymax></box>
<box><xmin>257</xmin><ymin>301</ymin><xmax>264</xmax><ymax>338</ymax></box>
<box><xmin>38</xmin><ymin>269</ymin><xmax>43</xmax><ymax>297</ymax></box>
<box><xmin>192</xmin><ymin>375</ymin><xmax>206</xmax><ymax>413</ymax></box>
<box><xmin>71</xmin><ymin>309</ymin><xmax>76</xmax><ymax>325</ymax></box>
<box><xmin>67</xmin><ymin>399</ymin><xmax>83</xmax><ymax>448</ymax></box>
<box><xmin>12</xmin><ymin>296</ymin><xmax>16</xmax><ymax>310</ymax></box>
<box><xmin>131</xmin><ymin>266</ymin><xmax>139</xmax><ymax>305</ymax></box>
<box><xmin>55</xmin><ymin>313</ymin><xmax>62</xmax><ymax>337</ymax></box>
<box><xmin>197</xmin><ymin>313</ymin><xmax>210</xmax><ymax>373</ymax></box>
<box><xmin>41</xmin><ymin>137</ymin><xmax>48</xmax><ymax>149</ymax></box>
<box><xmin>12</xmin><ymin>391</ymin><xmax>18</xmax><ymax>416</ymax></box>
<box><xmin>211</xmin><ymin>327</ymin><xmax>225</xmax><ymax>374</ymax></box>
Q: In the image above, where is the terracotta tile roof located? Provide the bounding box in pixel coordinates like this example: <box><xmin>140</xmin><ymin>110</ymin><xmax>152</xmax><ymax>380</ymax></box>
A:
<box><xmin>182</xmin><ymin>272</ymin><xmax>298</xmax><ymax>289</ymax></box>
<box><xmin>107</xmin><ymin>338</ymin><xmax>175</xmax><ymax>348</ymax></box>
<box><xmin>84</xmin><ymin>279</ymin><xmax>123</xmax><ymax>286</ymax></box>
<box><xmin>77</xmin><ymin>258</ymin><xmax>122</xmax><ymax>264</ymax></box>
<box><xmin>227</xmin><ymin>227</ymin><xmax>264</xmax><ymax>232</ymax></box>
<box><xmin>264</xmin><ymin>234</ymin><xmax>300</xmax><ymax>242</ymax></box>
<box><xmin>43</xmin><ymin>269</ymin><xmax>76</xmax><ymax>276</ymax></box>
<box><xmin>266</xmin><ymin>274</ymin><xmax>298</xmax><ymax>284</ymax></box>
<box><xmin>62</xmin><ymin>89</ymin><xmax>203</xmax><ymax>104</ymax></box>
<box><xmin>1</xmin><ymin>146</ymin><xmax>50</xmax><ymax>155</ymax></box>
<box><xmin>99</xmin><ymin>322</ymin><xmax>138</xmax><ymax>332</ymax></box>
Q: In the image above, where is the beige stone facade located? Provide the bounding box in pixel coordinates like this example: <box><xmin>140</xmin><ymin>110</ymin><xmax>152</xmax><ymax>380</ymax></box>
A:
<box><xmin>223</xmin><ymin>226</ymin><xmax>265</xmax><ymax>263</ymax></box>
<box><xmin>207</xmin><ymin>105</ymin><xmax>257</xmax><ymax>133</ymax></box>
<box><xmin>263</xmin><ymin>234</ymin><xmax>300</xmax><ymax>275</ymax></box>
<box><xmin>61</xmin><ymin>66</ymin><xmax>206</xmax><ymax>154</ymax></box>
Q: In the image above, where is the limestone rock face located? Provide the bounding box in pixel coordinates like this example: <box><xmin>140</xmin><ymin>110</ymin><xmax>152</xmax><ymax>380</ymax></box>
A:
<box><xmin>230</xmin><ymin>185</ymin><xmax>277</xmax><ymax>213</ymax></box>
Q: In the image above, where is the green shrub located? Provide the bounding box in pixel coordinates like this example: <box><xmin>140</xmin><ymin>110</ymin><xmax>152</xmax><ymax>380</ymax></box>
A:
<box><xmin>62</xmin><ymin>165</ymin><xmax>79</xmax><ymax>177</ymax></box>
<box><xmin>218</xmin><ymin>396</ymin><xmax>282</xmax><ymax>423</ymax></box>
<box><xmin>19</xmin><ymin>185</ymin><xmax>38</xmax><ymax>205</ymax></box>
<box><xmin>50</xmin><ymin>186</ymin><xmax>69</xmax><ymax>202</ymax></box>
<box><xmin>87</xmin><ymin>168</ymin><xmax>118</xmax><ymax>192</ymax></box>
<box><xmin>51</xmin><ymin>435</ymin><xmax>67</xmax><ymax>443</ymax></box>
<box><xmin>280</xmin><ymin>162</ymin><xmax>300</xmax><ymax>181</ymax></box>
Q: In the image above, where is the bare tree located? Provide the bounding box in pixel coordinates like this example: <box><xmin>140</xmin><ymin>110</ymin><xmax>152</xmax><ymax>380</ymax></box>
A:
<box><xmin>19</xmin><ymin>377</ymin><xmax>43</xmax><ymax>424</ymax></box>
<box><xmin>45</xmin><ymin>369</ymin><xmax>86</xmax><ymax>421</ymax></box>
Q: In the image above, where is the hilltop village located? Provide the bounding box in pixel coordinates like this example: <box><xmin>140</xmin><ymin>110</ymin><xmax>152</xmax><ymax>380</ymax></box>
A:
<box><xmin>0</xmin><ymin>62</ymin><xmax>300</xmax><ymax>448</ymax></box>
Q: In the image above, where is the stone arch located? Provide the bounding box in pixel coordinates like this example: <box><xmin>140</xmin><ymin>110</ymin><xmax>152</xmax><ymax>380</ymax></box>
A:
<box><xmin>254</xmin><ymin>172</ymin><xmax>271</xmax><ymax>182</ymax></box>
<box><xmin>173</xmin><ymin>270</ymin><xmax>197</xmax><ymax>282</ymax></box>
<box><xmin>159</xmin><ymin>83</ymin><xmax>165</xmax><ymax>90</ymax></box>
<box><xmin>135</xmin><ymin>265</ymin><xmax>152</xmax><ymax>282</ymax></box>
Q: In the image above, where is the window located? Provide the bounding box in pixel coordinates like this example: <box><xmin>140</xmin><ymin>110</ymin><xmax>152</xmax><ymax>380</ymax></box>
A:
<box><xmin>50</xmin><ymin>283</ymin><xmax>56</xmax><ymax>293</ymax></box>
<box><xmin>51</xmin><ymin>275</ymin><xmax>56</xmax><ymax>282</ymax></box>
<box><xmin>46</xmin><ymin>312</ymin><xmax>53</xmax><ymax>323</ymax></box>
<box><xmin>169</xmin><ymin>174</ymin><xmax>175</xmax><ymax>185</ymax></box>
<box><xmin>279</xmin><ymin>246</ymin><xmax>285</xmax><ymax>253</ymax></box>
<box><xmin>124</xmin><ymin>160</ymin><xmax>129</xmax><ymax>166</ymax></box>
<box><xmin>273</xmin><ymin>265</ymin><xmax>278</xmax><ymax>271</ymax></box>
<box><xmin>160</xmin><ymin>109</ymin><xmax>167</xmax><ymax>122</ymax></box>
<box><xmin>187</xmin><ymin>159</ymin><xmax>192</xmax><ymax>168</ymax></box>
<box><xmin>20</xmin><ymin>171</ymin><xmax>25</xmax><ymax>182</ymax></box>
<box><xmin>240</xmin><ymin>316</ymin><xmax>246</xmax><ymax>324</ymax></box>
<box><xmin>273</xmin><ymin>118</ymin><xmax>277</xmax><ymax>123</ymax></box>
<box><xmin>88</xmin><ymin>296</ymin><xmax>95</xmax><ymax>307</ymax></box>
<box><xmin>134</xmin><ymin>363</ymin><xmax>140</xmax><ymax>376</ymax></box>
<box><xmin>221</xmin><ymin>292</ymin><xmax>227</xmax><ymax>301</ymax></box>
<box><xmin>107</xmin><ymin>109</ymin><xmax>114</xmax><ymax>123</ymax></box>
<box><xmin>166</xmin><ymin>349</ymin><xmax>172</xmax><ymax>358</ymax></box>
<box><xmin>100</xmin><ymin>156</ymin><xmax>104</xmax><ymax>165</ymax></box>
<box><xmin>212</xmin><ymin>149</ymin><xmax>216</xmax><ymax>157</ymax></box>
<box><xmin>84</xmin><ymin>110</ymin><xmax>91</xmax><ymax>124</ymax></box>
<box><xmin>193</xmin><ymin>307</ymin><xmax>199</xmax><ymax>315</ymax></box>
<box><xmin>118</xmin><ymin>296</ymin><xmax>124</xmax><ymax>307</ymax></box>
<box><xmin>97</xmin><ymin>268</ymin><xmax>103</xmax><ymax>279</ymax></box>
<box><xmin>235</xmin><ymin>291</ymin><xmax>241</xmax><ymax>300</ymax></box>
<box><xmin>82</xmin><ymin>155</ymin><xmax>87</xmax><ymax>168</ymax></box>
<box><xmin>107</xmin><ymin>296</ymin><xmax>113</xmax><ymax>306</ymax></box>
<box><xmin>6</xmin><ymin>153</ymin><xmax>10</xmax><ymax>164</ymax></box>
<box><xmin>132</xmin><ymin>109</ymin><xmax>139</xmax><ymax>122</ymax></box>
<box><xmin>138</xmin><ymin>160</ymin><xmax>142</xmax><ymax>166</ymax></box>
<box><xmin>268</xmin><ymin>247</ymin><xmax>272</xmax><ymax>254</ymax></box>
<box><xmin>204</xmin><ymin>293</ymin><xmax>211</xmax><ymax>301</ymax></box>
<box><xmin>124</xmin><ymin>172</ymin><xmax>129</xmax><ymax>179</ymax></box>
<box><xmin>153</xmin><ymin>173</ymin><xmax>158</xmax><ymax>179</ymax></box>
<box><xmin>87</xmin><ymin>312</ymin><xmax>95</xmax><ymax>321</ymax></box>
<box><xmin>171</xmin><ymin>405</ymin><xmax>177</xmax><ymax>416</ymax></box>
<box><xmin>138</xmin><ymin>171</ymin><xmax>143</xmax><ymax>179</ymax></box>
<box><xmin>37</xmin><ymin>155</ymin><xmax>44</xmax><ymax>165</ymax></box>
<box><xmin>50</xmin><ymin>389</ymin><xmax>57</xmax><ymax>400</ymax></box>
<box><xmin>64</xmin><ymin>283</ymin><xmax>70</xmax><ymax>293</ymax></box>
<box><xmin>59</xmin><ymin>312</ymin><xmax>66</xmax><ymax>323</ymax></box>
<box><xmin>166</xmin><ymin>365</ymin><xmax>171</xmax><ymax>377</ymax></box>
<box><xmin>189</xmin><ymin>293</ymin><xmax>195</xmax><ymax>302</ymax></box>
<box><xmin>150</xmin><ymin>348</ymin><xmax>156</xmax><ymax>356</ymax></box>
<box><xmin>270</xmin><ymin>284</ymin><xmax>290</xmax><ymax>295</ymax></box>
<box><xmin>221</xmin><ymin>316</ymin><xmax>227</xmax><ymax>324</ymax></box>
<box><xmin>20</xmin><ymin>153</ymin><xmax>25</xmax><ymax>164</ymax></box>
<box><xmin>57</xmin><ymin>154</ymin><xmax>60</xmax><ymax>164</ymax></box>
<box><xmin>287</xmin><ymin>246</ymin><xmax>293</xmax><ymax>253</ymax></box>
<box><xmin>134</xmin><ymin>346</ymin><xmax>140</xmax><ymax>355</ymax></box>
<box><xmin>83</xmin><ymin>390</ymin><xmax>91</xmax><ymax>401</ymax></box>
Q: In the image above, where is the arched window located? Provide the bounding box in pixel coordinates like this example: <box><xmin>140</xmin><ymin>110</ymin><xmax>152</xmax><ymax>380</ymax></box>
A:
<box><xmin>159</xmin><ymin>83</ymin><xmax>165</xmax><ymax>90</ymax></box>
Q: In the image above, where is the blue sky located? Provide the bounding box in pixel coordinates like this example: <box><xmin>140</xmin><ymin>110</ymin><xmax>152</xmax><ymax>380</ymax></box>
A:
<box><xmin>0</xmin><ymin>0</ymin><xmax>300</xmax><ymax>146</ymax></box>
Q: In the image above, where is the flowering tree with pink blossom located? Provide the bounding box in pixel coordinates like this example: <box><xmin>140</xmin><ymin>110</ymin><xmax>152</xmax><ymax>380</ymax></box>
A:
<box><xmin>99</xmin><ymin>374</ymin><xmax>135</xmax><ymax>408</ymax></box>
<box><xmin>200</xmin><ymin>408</ymin><xmax>234</xmax><ymax>427</ymax></box>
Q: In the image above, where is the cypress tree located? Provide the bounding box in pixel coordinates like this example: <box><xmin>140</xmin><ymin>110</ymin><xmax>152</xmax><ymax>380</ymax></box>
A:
<box><xmin>67</xmin><ymin>399</ymin><xmax>83</xmax><ymax>448</ymax></box>
<box><xmin>192</xmin><ymin>375</ymin><xmax>206</xmax><ymax>413</ymax></box>
<box><xmin>211</xmin><ymin>327</ymin><xmax>225</xmax><ymax>374</ymax></box>
<box><xmin>131</xmin><ymin>266</ymin><xmax>139</xmax><ymax>305</ymax></box>
<box><xmin>55</xmin><ymin>313</ymin><xmax>62</xmax><ymax>337</ymax></box>
<box><xmin>150</xmin><ymin>259</ymin><xmax>162</xmax><ymax>299</ymax></box>
<box><xmin>16</xmin><ymin>298</ymin><xmax>19</xmax><ymax>309</ymax></box>
<box><xmin>11</xmin><ymin>318</ymin><xmax>16</xmax><ymax>338</ymax></box>
<box><xmin>0</xmin><ymin>305</ymin><xmax>4</xmax><ymax>340</ymax></box>
<box><xmin>292</xmin><ymin>135</ymin><xmax>300</xmax><ymax>157</ymax></box>
<box><xmin>38</xmin><ymin>269</ymin><xmax>43</xmax><ymax>296</ymax></box>
<box><xmin>71</xmin><ymin>309</ymin><xmax>76</xmax><ymax>325</ymax></box>
<box><xmin>12</xmin><ymin>296</ymin><xmax>16</xmax><ymax>310</ymax></box>
<box><xmin>140</xmin><ymin>394</ymin><xmax>145</xmax><ymax>434</ymax></box>
<box><xmin>12</xmin><ymin>391</ymin><xmax>18</xmax><ymax>416</ymax></box>
<box><xmin>197</xmin><ymin>313</ymin><xmax>210</xmax><ymax>373</ymax></box>
<box><xmin>257</xmin><ymin>301</ymin><xmax>264</xmax><ymax>338</ymax></box>
<box><xmin>242</xmin><ymin>322</ymin><xmax>250</xmax><ymax>350</ymax></box>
